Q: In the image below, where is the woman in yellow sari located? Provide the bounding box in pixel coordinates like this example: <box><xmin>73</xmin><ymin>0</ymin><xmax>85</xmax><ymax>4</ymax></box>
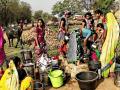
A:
<box><xmin>100</xmin><ymin>12</ymin><xmax>119</xmax><ymax>78</ymax></box>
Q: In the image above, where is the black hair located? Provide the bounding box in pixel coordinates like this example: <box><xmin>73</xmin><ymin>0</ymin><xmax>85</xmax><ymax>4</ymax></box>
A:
<box><xmin>13</xmin><ymin>56</ymin><xmax>21</xmax><ymax>68</ymax></box>
<box><xmin>60</xmin><ymin>17</ymin><xmax>66</xmax><ymax>27</ymax></box>
<box><xmin>64</xmin><ymin>11</ymin><xmax>71</xmax><ymax>16</ymax></box>
<box><xmin>95</xmin><ymin>9</ymin><xmax>103</xmax><ymax>15</ymax></box>
<box><xmin>13</xmin><ymin>56</ymin><xmax>27</xmax><ymax>81</ymax></box>
<box><xmin>97</xmin><ymin>23</ymin><xmax>104</xmax><ymax>29</ymax></box>
<box><xmin>37</xmin><ymin>18</ymin><xmax>45</xmax><ymax>28</ymax></box>
<box><xmin>67</xmin><ymin>11</ymin><xmax>71</xmax><ymax>16</ymax></box>
<box><xmin>17</xmin><ymin>68</ymin><xmax>27</xmax><ymax>81</ymax></box>
<box><xmin>85</xmin><ymin>12</ymin><xmax>92</xmax><ymax>17</ymax></box>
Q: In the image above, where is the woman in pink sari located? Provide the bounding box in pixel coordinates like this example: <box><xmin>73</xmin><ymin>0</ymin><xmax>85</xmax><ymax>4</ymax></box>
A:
<box><xmin>0</xmin><ymin>25</ymin><xmax>5</xmax><ymax>66</ymax></box>
<box><xmin>34</xmin><ymin>19</ymin><xmax>47</xmax><ymax>62</ymax></box>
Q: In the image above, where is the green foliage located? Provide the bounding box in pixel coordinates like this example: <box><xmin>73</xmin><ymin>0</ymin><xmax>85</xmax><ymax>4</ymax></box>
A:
<box><xmin>93</xmin><ymin>0</ymin><xmax>115</xmax><ymax>14</ymax></box>
<box><xmin>52</xmin><ymin>0</ymin><xmax>84</xmax><ymax>15</ymax></box>
<box><xmin>42</xmin><ymin>12</ymin><xmax>52</xmax><ymax>22</ymax></box>
<box><xmin>19</xmin><ymin>1</ymin><xmax>32</xmax><ymax>22</ymax></box>
<box><xmin>52</xmin><ymin>0</ymin><xmax>115</xmax><ymax>15</ymax></box>
<box><xmin>0</xmin><ymin>0</ymin><xmax>32</xmax><ymax>26</ymax></box>
<box><xmin>34</xmin><ymin>10</ymin><xmax>56</xmax><ymax>23</ymax></box>
<box><xmin>34</xmin><ymin>10</ymin><xmax>43</xmax><ymax>20</ymax></box>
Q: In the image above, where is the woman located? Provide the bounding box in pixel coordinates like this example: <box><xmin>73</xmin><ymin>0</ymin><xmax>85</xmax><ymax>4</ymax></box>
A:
<box><xmin>0</xmin><ymin>25</ymin><xmax>5</xmax><ymax>66</ymax></box>
<box><xmin>84</xmin><ymin>12</ymin><xmax>94</xmax><ymax>30</ymax></box>
<box><xmin>94</xmin><ymin>9</ymin><xmax>107</xmax><ymax>30</ymax></box>
<box><xmin>34</xmin><ymin>19</ymin><xmax>46</xmax><ymax>61</ymax></box>
<box><xmin>58</xmin><ymin>38</ymin><xmax>69</xmax><ymax>58</ymax></box>
<box><xmin>79</xmin><ymin>20</ymin><xmax>92</xmax><ymax>54</ymax></box>
<box><xmin>13</xmin><ymin>56</ymin><xmax>33</xmax><ymax>90</ymax></box>
<box><xmin>95</xmin><ymin>23</ymin><xmax>106</xmax><ymax>52</ymax></box>
<box><xmin>99</xmin><ymin>12</ymin><xmax>119</xmax><ymax>78</ymax></box>
<box><xmin>58</xmin><ymin>11</ymin><xmax>71</xmax><ymax>41</ymax></box>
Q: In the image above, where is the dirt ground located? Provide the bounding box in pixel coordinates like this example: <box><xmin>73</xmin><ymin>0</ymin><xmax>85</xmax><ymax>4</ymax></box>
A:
<box><xmin>44</xmin><ymin>78</ymin><xmax>119</xmax><ymax>90</ymax></box>
<box><xmin>3</xmin><ymin>27</ymin><xmax>120</xmax><ymax>90</ymax></box>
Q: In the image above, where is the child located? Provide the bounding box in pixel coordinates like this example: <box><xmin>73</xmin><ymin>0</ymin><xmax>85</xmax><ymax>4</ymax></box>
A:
<box><xmin>58</xmin><ymin>36</ymin><xmax>69</xmax><ymax>58</ymax></box>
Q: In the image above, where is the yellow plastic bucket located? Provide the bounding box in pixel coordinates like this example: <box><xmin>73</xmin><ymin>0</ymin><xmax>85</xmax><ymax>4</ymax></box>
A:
<box><xmin>49</xmin><ymin>70</ymin><xmax>63</xmax><ymax>88</ymax></box>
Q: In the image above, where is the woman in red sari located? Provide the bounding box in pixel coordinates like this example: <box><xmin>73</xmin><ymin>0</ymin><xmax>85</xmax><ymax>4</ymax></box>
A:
<box><xmin>34</xmin><ymin>19</ymin><xmax>46</xmax><ymax>61</ymax></box>
<box><xmin>0</xmin><ymin>25</ymin><xmax>5</xmax><ymax>66</ymax></box>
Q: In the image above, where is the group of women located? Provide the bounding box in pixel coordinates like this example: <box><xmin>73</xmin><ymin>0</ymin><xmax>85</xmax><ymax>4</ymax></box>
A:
<box><xmin>58</xmin><ymin>10</ymin><xmax>120</xmax><ymax>78</ymax></box>
<box><xmin>58</xmin><ymin>10</ymin><xmax>107</xmax><ymax>59</ymax></box>
<box><xmin>0</xmin><ymin>9</ymin><xmax>119</xmax><ymax>89</ymax></box>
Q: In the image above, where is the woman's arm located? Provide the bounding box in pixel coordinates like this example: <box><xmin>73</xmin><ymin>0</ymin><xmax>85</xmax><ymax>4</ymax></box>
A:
<box><xmin>60</xmin><ymin>21</ymin><xmax>64</xmax><ymax>29</ymax></box>
<box><xmin>34</xmin><ymin>28</ymin><xmax>39</xmax><ymax>47</ymax></box>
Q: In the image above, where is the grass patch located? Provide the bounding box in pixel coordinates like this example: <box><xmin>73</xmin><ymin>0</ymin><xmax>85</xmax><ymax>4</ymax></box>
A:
<box><xmin>48</xmin><ymin>49</ymin><xmax>58</xmax><ymax>56</ymax></box>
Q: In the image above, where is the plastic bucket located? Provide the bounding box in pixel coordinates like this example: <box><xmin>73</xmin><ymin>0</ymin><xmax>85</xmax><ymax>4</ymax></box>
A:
<box><xmin>76</xmin><ymin>71</ymin><xmax>98</xmax><ymax>90</ymax></box>
<box><xmin>49</xmin><ymin>70</ymin><xmax>63</xmax><ymax>88</ymax></box>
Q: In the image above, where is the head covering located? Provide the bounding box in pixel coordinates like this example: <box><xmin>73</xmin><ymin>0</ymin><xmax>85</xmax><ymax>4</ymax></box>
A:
<box><xmin>0</xmin><ymin>60</ymin><xmax>19</xmax><ymax>90</ymax></box>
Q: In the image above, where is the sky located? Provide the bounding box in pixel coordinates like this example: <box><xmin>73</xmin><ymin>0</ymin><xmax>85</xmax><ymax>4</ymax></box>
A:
<box><xmin>20</xmin><ymin>0</ymin><xmax>62</xmax><ymax>13</ymax></box>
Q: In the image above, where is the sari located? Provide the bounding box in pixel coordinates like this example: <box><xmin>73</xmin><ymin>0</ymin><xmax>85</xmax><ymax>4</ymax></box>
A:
<box><xmin>100</xmin><ymin>12</ymin><xmax>120</xmax><ymax>77</ymax></box>
<box><xmin>0</xmin><ymin>60</ymin><xmax>19</xmax><ymax>90</ymax></box>
<box><xmin>0</xmin><ymin>26</ymin><xmax>5</xmax><ymax>65</ymax></box>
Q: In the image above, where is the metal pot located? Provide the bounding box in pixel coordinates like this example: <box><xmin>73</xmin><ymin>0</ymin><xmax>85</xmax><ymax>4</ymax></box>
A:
<box><xmin>24</xmin><ymin>64</ymin><xmax>34</xmax><ymax>78</ymax></box>
<box><xmin>21</xmin><ymin>49</ymin><xmax>32</xmax><ymax>60</ymax></box>
<box><xmin>51</xmin><ymin>60</ymin><xmax>58</xmax><ymax>66</ymax></box>
<box><xmin>34</xmin><ymin>81</ymin><xmax>42</xmax><ymax>90</ymax></box>
<box><xmin>88</xmin><ymin>61</ymin><xmax>101</xmax><ymax>71</ymax></box>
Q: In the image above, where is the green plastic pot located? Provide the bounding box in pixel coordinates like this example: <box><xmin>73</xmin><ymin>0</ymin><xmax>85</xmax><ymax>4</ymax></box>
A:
<box><xmin>49</xmin><ymin>70</ymin><xmax>63</xmax><ymax>88</ymax></box>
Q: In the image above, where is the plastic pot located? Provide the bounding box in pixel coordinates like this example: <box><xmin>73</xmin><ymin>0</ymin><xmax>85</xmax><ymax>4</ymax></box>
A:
<box><xmin>76</xmin><ymin>71</ymin><xmax>98</xmax><ymax>90</ymax></box>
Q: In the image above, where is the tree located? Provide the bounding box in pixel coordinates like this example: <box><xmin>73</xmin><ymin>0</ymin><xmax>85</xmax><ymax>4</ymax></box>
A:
<box><xmin>19</xmin><ymin>1</ymin><xmax>32</xmax><ymax>23</ymax></box>
<box><xmin>34</xmin><ymin>10</ymin><xmax>43</xmax><ymax>20</ymax></box>
<box><xmin>42</xmin><ymin>12</ymin><xmax>52</xmax><ymax>22</ymax></box>
<box><xmin>52</xmin><ymin>0</ymin><xmax>84</xmax><ymax>15</ymax></box>
<box><xmin>33</xmin><ymin>10</ymin><xmax>55</xmax><ymax>23</ymax></box>
<box><xmin>0</xmin><ymin>0</ymin><xmax>32</xmax><ymax>26</ymax></box>
<box><xmin>52</xmin><ymin>0</ymin><xmax>116</xmax><ymax>15</ymax></box>
<box><xmin>0</xmin><ymin>0</ymin><xmax>21</xmax><ymax>26</ymax></box>
<box><xmin>52</xmin><ymin>1</ymin><xmax>64</xmax><ymax>15</ymax></box>
<box><xmin>93</xmin><ymin>0</ymin><xmax>115</xmax><ymax>13</ymax></box>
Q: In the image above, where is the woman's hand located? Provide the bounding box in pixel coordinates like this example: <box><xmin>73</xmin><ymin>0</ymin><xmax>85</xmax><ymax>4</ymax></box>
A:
<box><xmin>20</xmin><ymin>63</ymin><xmax>24</xmax><ymax>69</ymax></box>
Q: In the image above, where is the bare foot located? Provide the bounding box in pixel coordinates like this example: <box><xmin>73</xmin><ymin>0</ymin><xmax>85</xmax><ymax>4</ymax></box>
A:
<box><xmin>109</xmin><ymin>72</ymin><xmax>115</xmax><ymax>78</ymax></box>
